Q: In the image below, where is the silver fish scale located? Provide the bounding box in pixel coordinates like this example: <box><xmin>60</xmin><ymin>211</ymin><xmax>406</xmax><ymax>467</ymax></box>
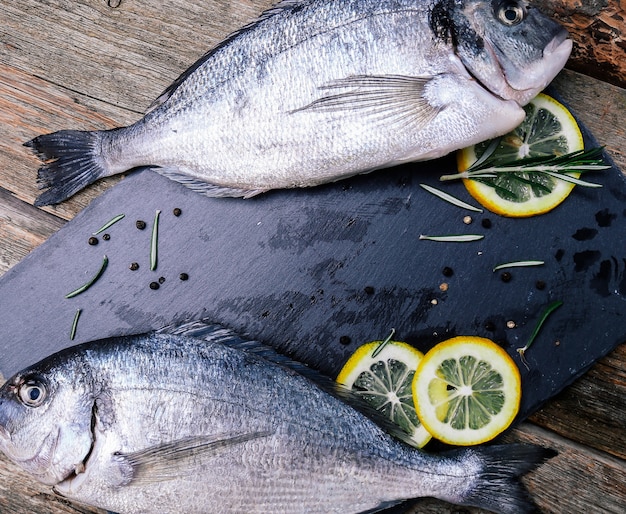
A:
<box><xmin>27</xmin><ymin>0</ymin><xmax>570</xmax><ymax>205</ymax></box>
<box><xmin>0</xmin><ymin>328</ymin><xmax>556</xmax><ymax>513</ymax></box>
<box><xmin>104</xmin><ymin>0</ymin><xmax>470</xmax><ymax>189</ymax></box>
<box><xmin>52</xmin><ymin>334</ymin><xmax>465</xmax><ymax>513</ymax></box>
<box><xmin>161</xmin><ymin>0</ymin><xmax>429</xmax><ymax>109</ymax></box>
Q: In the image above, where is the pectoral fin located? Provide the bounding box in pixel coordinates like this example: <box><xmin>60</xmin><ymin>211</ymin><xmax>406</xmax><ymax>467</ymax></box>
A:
<box><xmin>294</xmin><ymin>74</ymin><xmax>441</xmax><ymax>128</ymax></box>
<box><xmin>116</xmin><ymin>430</ymin><xmax>272</xmax><ymax>485</ymax></box>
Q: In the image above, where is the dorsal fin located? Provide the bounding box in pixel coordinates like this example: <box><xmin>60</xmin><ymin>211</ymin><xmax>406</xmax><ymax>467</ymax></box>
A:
<box><xmin>157</xmin><ymin>319</ymin><xmax>421</xmax><ymax>449</ymax></box>
<box><xmin>145</xmin><ymin>0</ymin><xmax>308</xmax><ymax>114</ymax></box>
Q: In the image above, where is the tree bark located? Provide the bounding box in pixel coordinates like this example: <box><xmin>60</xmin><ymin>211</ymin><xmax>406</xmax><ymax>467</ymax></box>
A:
<box><xmin>536</xmin><ymin>0</ymin><xmax>626</xmax><ymax>89</ymax></box>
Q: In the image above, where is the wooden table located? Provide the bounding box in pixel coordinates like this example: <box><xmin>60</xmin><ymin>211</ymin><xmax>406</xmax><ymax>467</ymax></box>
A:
<box><xmin>1</xmin><ymin>1</ymin><xmax>625</xmax><ymax>512</ymax></box>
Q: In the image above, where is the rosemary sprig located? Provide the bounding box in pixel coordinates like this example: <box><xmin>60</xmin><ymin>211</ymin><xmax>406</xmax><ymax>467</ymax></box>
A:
<box><xmin>440</xmin><ymin>147</ymin><xmax>609</xmax><ymax>185</ymax></box>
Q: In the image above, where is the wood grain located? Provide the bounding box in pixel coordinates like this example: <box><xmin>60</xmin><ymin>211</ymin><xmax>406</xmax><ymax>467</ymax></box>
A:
<box><xmin>1</xmin><ymin>0</ymin><xmax>272</xmax><ymax>113</ymax></box>
<box><xmin>536</xmin><ymin>0</ymin><xmax>626</xmax><ymax>89</ymax></box>
<box><xmin>0</xmin><ymin>1</ymin><xmax>624</xmax><ymax>513</ymax></box>
<box><xmin>530</xmin><ymin>344</ymin><xmax>626</xmax><ymax>461</ymax></box>
<box><xmin>505</xmin><ymin>424</ymin><xmax>626</xmax><ymax>514</ymax></box>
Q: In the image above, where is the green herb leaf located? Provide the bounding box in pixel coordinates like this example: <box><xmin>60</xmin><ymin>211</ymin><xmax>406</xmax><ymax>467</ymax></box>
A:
<box><xmin>70</xmin><ymin>309</ymin><xmax>82</xmax><ymax>340</ymax></box>
<box><xmin>419</xmin><ymin>184</ymin><xmax>483</xmax><ymax>212</ymax></box>
<box><xmin>419</xmin><ymin>234</ymin><xmax>484</xmax><ymax>242</ymax></box>
<box><xmin>92</xmin><ymin>214</ymin><xmax>125</xmax><ymax>235</ymax></box>
<box><xmin>493</xmin><ymin>260</ymin><xmax>544</xmax><ymax>272</ymax></box>
<box><xmin>372</xmin><ymin>329</ymin><xmax>396</xmax><ymax>358</ymax></box>
<box><xmin>65</xmin><ymin>255</ymin><xmax>109</xmax><ymax>299</ymax></box>
<box><xmin>516</xmin><ymin>300</ymin><xmax>563</xmax><ymax>369</ymax></box>
<box><xmin>440</xmin><ymin>147</ymin><xmax>610</xmax><ymax>184</ymax></box>
<box><xmin>150</xmin><ymin>210</ymin><xmax>161</xmax><ymax>271</ymax></box>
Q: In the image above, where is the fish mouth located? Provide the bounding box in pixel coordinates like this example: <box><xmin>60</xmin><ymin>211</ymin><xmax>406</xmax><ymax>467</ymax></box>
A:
<box><xmin>477</xmin><ymin>31</ymin><xmax>572</xmax><ymax>106</ymax></box>
<box><xmin>53</xmin><ymin>402</ymin><xmax>99</xmax><ymax>497</ymax></box>
<box><xmin>544</xmin><ymin>29</ymin><xmax>571</xmax><ymax>57</ymax></box>
<box><xmin>515</xmin><ymin>31</ymin><xmax>572</xmax><ymax>92</ymax></box>
<box><xmin>6</xmin><ymin>428</ymin><xmax>63</xmax><ymax>484</ymax></box>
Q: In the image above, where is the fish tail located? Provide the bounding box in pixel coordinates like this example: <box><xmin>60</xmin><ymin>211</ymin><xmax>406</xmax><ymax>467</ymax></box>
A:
<box><xmin>25</xmin><ymin>129</ymin><xmax>110</xmax><ymax>206</ymax></box>
<box><xmin>450</xmin><ymin>443</ymin><xmax>556</xmax><ymax>514</ymax></box>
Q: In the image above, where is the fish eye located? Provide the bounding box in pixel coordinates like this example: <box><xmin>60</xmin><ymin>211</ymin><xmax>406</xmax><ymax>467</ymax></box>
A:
<box><xmin>17</xmin><ymin>378</ymin><xmax>47</xmax><ymax>407</ymax></box>
<box><xmin>496</xmin><ymin>1</ymin><xmax>527</xmax><ymax>26</ymax></box>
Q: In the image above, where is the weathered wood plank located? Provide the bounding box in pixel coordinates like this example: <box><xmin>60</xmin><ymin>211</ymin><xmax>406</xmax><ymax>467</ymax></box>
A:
<box><xmin>530</xmin><ymin>344</ymin><xmax>626</xmax><ymax>461</ymax></box>
<box><xmin>0</xmin><ymin>62</ymin><xmax>125</xmax><ymax>219</ymax></box>
<box><xmin>1</xmin><ymin>0</ymin><xmax>273</xmax><ymax>113</ymax></box>
<box><xmin>0</xmin><ymin>186</ymin><xmax>65</xmax><ymax>273</ymax></box>
<box><xmin>504</xmin><ymin>423</ymin><xmax>626</xmax><ymax>514</ymax></box>
<box><xmin>0</xmin><ymin>1</ymin><xmax>625</xmax><ymax>513</ymax></box>
<box><xmin>551</xmin><ymin>69</ymin><xmax>626</xmax><ymax>170</ymax></box>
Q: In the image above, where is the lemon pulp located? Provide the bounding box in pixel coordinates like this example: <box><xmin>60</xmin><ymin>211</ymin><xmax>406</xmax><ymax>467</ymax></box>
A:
<box><xmin>457</xmin><ymin>93</ymin><xmax>584</xmax><ymax>217</ymax></box>
<box><xmin>412</xmin><ymin>336</ymin><xmax>521</xmax><ymax>446</ymax></box>
<box><xmin>337</xmin><ymin>340</ymin><xmax>431</xmax><ymax>448</ymax></box>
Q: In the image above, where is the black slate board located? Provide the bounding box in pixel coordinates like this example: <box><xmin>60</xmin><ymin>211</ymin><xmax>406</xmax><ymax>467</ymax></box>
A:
<box><xmin>1</xmin><ymin>110</ymin><xmax>625</xmax><ymax>424</ymax></box>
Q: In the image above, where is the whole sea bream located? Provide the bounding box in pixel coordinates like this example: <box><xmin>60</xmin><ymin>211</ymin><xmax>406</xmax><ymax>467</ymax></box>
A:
<box><xmin>0</xmin><ymin>323</ymin><xmax>553</xmax><ymax>513</ymax></box>
<box><xmin>26</xmin><ymin>0</ymin><xmax>572</xmax><ymax>206</ymax></box>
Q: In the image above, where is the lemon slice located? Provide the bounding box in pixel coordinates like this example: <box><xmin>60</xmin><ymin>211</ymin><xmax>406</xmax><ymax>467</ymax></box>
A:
<box><xmin>412</xmin><ymin>336</ymin><xmax>521</xmax><ymax>446</ymax></box>
<box><xmin>457</xmin><ymin>93</ymin><xmax>584</xmax><ymax>217</ymax></box>
<box><xmin>337</xmin><ymin>340</ymin><xmax>431</xmax><ymax>448</ymax></box>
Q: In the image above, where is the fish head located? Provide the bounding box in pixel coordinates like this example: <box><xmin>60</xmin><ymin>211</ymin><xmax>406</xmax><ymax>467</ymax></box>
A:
<box><xmin>432</xmin><ymin>0</ymin><xmax>572</xmax><ymax>105</ymax></box>
<box><xmin>0</xmin><ymin>360</ymin><xmax>95</xmax><ymax>486</ymax></box>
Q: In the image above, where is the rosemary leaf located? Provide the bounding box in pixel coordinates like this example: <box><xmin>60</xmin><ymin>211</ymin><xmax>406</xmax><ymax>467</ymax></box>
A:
<box><xmin>419</xmin><ymin>184</ymin><xmax>483</xmax><ymax>212</ymax></box>
<box><xmin>65</xmin><ymin>255</ymin><xmax>109</xmax><ymax>299</ymax></box>
<box><xmin>469</xmin><ymin>137</ymin><xmax>502</xmax><ymax>170</ymax></box>
<box><xmin>542</xmin><ymin>171</ymin><xmax>603</xmax><ymax>188</ymax></box>
<box><xmin>150</xmin><ymin>210</ymin><xmax>161</xmax><ymax>271</ymax></box>
<box><xmin>516</xmin><ymin>300</ymin><xmax>563</xmax><ymax>369</ymax></box>
<box><xmin>493</xmin><ymin>260</ymin><xmax>544</xmax><ymax>272</ymax></box>
<box><xmin>372</xmin><ymin>329</ymin><xmax>396</xmax><ymax>358</ymax></box>
<box><xmin>419</xmin><ymin>234</ymin><xmax>484</xmax><ymax>242</ymax></box>
<box><xmin>93</xmin><ymin>214</ymin><xmax>125</xmax><ymax>235</ymax></box>
<box><xmin>70</xmin><ymin>309</ymin><xmax>82</xmax><ymax>340</ymax></box>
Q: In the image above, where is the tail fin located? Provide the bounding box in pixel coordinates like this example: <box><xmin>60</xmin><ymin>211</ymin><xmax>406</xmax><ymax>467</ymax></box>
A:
<box><xmin>451</xmin><ymin>443</ymin><xmax>556</xmax><ymax>514</ymax></box>
<box><xmin>24</xmin><ymin>130</ymin><xmax>108</xmax><ymax>206</ymax></box>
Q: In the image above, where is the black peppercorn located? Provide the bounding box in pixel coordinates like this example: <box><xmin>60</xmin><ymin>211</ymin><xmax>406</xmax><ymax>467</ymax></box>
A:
<box><xmin>442</xmin><ymin>266</ymin><xmax>454</xmax><ymax>277</ymax></box>
<box><xmin>173</xmin><ymin>208</ymin><xmax>182</xmax><ymax>216</ymax></box>
<box><xmin>158</xmin><ymin>276</ymin><xmax>166</xmax><ymax>284</ymax></box>
<box><xmin>500</xmin><ymin>271</ymin><xmax>512</xmax><ymax>283</ymax></box>
<box><xmin>136</xmin><ymin>220</ymin><xmax>146</xmax><ymax>230</ymax></box>
<box><xmin>339</xmin><ymin>335</ymin><xmax>351</xmax><ymax>345</ymax></box>
<box><xmin>481</xmin><ymin>218</ymin><xmax>492</xmax><ymax>229</ymax></box>
<box><xmin>102</xmin><ymin>233</ymin><xmax>111</xmax><ymax>241</ymax></box>
<box><xmin>129</xmin><ymin>262</ymin><xmax>139</xmax><ymax>271</ymax></box>
<box><xmin>149</xmin><ymin>282</ymin><xmax>160</xmax><ymax>290</ymax></box>
<box><xmin>88</xmin><ymin>237</ymin><xmax>98</xmax><ymax>246</ymax></box>
<box><xmin>364</xmin><ymin>286</ymin><xmax>375</xmax><ymax>295</ymax></box>
<box><xmin>179</xmin><ymin>273</ymin><xmax>189</xmax><ymax>281</ymax></box>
